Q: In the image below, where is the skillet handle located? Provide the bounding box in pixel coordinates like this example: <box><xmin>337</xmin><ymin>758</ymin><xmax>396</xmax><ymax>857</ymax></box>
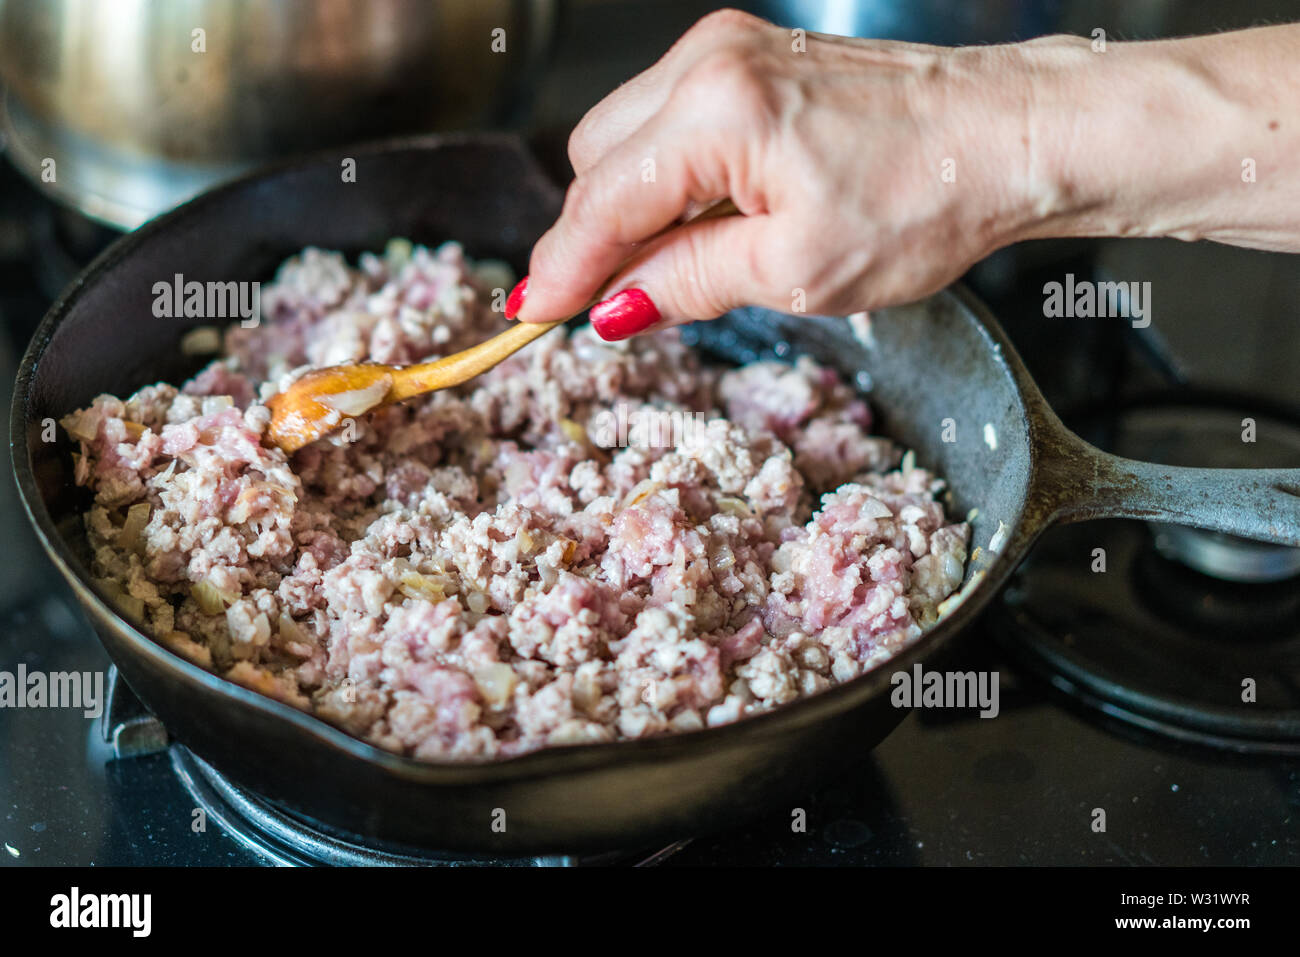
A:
<box><xmin>1027</xmin><ymin>426</ymin><xmax>1300</xmax><ymax>547</ymax></box>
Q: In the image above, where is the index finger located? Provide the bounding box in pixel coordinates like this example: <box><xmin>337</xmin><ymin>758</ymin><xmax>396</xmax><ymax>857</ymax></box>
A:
<box><xmin>516</xmin><ymin>115</ymin><xmax>739</xmax><ymax>323</ymax></box>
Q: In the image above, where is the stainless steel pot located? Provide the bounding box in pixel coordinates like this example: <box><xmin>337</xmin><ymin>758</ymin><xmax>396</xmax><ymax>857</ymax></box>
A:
<box><xmin>0</xmin><ymin>0</ymin><xmax>557</xmax><ymax>229</ymax></box>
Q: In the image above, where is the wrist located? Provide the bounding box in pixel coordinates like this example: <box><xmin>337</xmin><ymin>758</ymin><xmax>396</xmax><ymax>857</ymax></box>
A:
<box><xmin>1001</xmin><ymin>30</ymin><xmax>1293</xmax><ymax>249</ymax></box>
<box><xmin>993</xmin><ymin>33</ymin><xmax>1144</xmax><ymax>245</ymax></box>
<box><xmin>936</xmin><ymin>36</ymin><xmax>1099</xmax><ymax>256</ymax></box>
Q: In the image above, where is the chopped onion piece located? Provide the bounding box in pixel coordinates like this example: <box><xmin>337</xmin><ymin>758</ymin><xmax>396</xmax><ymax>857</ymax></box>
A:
<box><xmin>474</xmin><ymin>663</ymin><xmax>517</xmax><ymax>710</ymax></box>
<box><xmin>397</xmin><ymin>571</ymin><xmax>445</xmax><ymax>603</ymax></box>
<box><xmin>621</xmin><ymin>479</ymin><xmax>665</xmax><ymax>510</ymax></box>
<box><xmin>180</xmin><ymin>326</ymin><xmax>222</xmax><ymax>356</ymax></box>
<box><xmin>384</xmin><ymin>238</ymin><xmax>413</xmax><ymax>269</ymax></box>
<box><xmin>558</xmin><ymin>418</ymin><xmax>587</xmax><ymax>444</ymax></box>
<box><xmin>571</xmin><ymin>671</ymin><xmax>601</xmax><ymax>713</ymax></box>
<box><xmin>119</xmin><ymin>595</ymin><xmax>145</xmax><ymax>623</ymax></box>
<box><xmin>669</xmin><ymin>709</ymin><xmax>704</xmax><ymax>732</ymax></box>
<box><xmin>937</xmin><ymin>569</ymin><xmax>985</xmax><ymax>619</ymax></box>
<box><xmin>60</xmin><ymin>410</ymin><xmax>98</xmax><ymax>443</ymax></box>
<box><xmin>715</xmin><ymin>496</ymin><xmax>752</xmax><ymax>517</ymax></box>
<box><xmin>96</xmin><ymin>578</ymin><xmax>143</xmax><ymax>624</ymax></box>
<box><xmin>278</xmin><ymin>611</ymin><xmax>305</xmax><ymax>643</ymax></box>
<box><xmin>987</xmin><ymin>520</ymin><xmax>1010</xmax><ymax>554</ymax></box>
<box><xmin>859</xmin><ymin>496</ymin><xmax>893</xmax><ymax>520</ymax></box>
<box><xmin>118</xmin><ymin>502</ymin><xmax>151</xmax><ymax>553</ymax></box>
<box><xmin>192</xmin><ymin>579</ymin><xmax>236</xmax><ymax>616</ymax></box>
<box><xmin>472</xmin><ymin>258</ymin><xmax>515</xmax><ymax>295</ymax></box>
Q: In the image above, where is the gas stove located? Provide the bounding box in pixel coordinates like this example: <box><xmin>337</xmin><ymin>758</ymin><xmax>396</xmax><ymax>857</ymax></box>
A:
<box><xmin>2</xmin><ymin>143</ymin><xmax>1298</xmax><ymax>868</ymax></box>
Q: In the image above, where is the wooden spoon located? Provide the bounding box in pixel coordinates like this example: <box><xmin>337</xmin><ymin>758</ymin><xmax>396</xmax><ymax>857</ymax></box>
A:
<box><xmin>264</xmin><ymin>198</ymin><xmax>740</xmax><ymax>453</ymax></box>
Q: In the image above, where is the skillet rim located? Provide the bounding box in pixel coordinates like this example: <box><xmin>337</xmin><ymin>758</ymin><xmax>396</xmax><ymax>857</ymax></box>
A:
<box><xmin>10</xmin><ymin>132</ymin><xmax>1037</xmax><ymax>784</ymax></box>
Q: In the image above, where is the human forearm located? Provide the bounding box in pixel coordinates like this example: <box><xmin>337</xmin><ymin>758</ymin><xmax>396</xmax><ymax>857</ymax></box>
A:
<box><xmin>1012</xmin><ymin>26</ymin><xmax>1300</xmax><ymax>252</ymax></box>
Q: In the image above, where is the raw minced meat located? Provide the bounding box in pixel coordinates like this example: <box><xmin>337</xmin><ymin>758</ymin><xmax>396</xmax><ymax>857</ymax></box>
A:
<box><xmin>63</xmin><ymin>239</ymin><xmax>969</xmax><ymax>761</ymax></box>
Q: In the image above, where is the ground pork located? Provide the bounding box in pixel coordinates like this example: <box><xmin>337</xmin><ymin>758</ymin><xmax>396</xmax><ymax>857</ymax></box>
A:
<box><xmin>64</xmin><ymin>240</ymin><xmax>969</xmax><ymax>761</ymax></box>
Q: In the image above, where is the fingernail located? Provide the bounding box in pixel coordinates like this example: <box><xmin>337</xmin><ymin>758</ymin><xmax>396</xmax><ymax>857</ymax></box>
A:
<box><xmin>590</xmin><ymin>288</ymin><xmax>661</xmax><ymax>341</ymax></box>
<box><xmin>505</xmin><ymin>276</ymin><xmax>529</xmax><ymax>319</ymax></box>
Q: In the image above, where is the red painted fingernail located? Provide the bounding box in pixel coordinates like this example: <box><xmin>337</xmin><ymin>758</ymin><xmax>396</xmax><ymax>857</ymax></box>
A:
<box><xmin>590</xmin><ymin>288</ymin><xmax>661</xmax><ymax>341</ymax></box>
<box><xmin>505</xmin><ymin>276</ymin><xmax>529</xmax><ymax>319</ymax></box>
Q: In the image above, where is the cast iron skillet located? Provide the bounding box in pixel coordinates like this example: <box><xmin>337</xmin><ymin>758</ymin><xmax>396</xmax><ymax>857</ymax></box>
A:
<box><xmin>13</xmin><ymin>135</ymin><xmax>1300</xmax><ymax>853</ymax></box>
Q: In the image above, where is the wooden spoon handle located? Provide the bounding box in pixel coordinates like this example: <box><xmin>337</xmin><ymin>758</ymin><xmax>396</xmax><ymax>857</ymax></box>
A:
<box><xmin>389</xmin><ymin>197</ymin><xmax>743</xmax><ymax>400</ymax></box>
<box><xmin>389</xmin><ymin>318</ymin><xmax>564</xmax><ymax>400</ymax></box>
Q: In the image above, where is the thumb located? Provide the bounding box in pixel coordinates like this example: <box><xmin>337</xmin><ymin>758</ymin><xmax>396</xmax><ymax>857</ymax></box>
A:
<box><xmin>587</xmin><ymin>214</ymin><xmax>777</xmax><ymax>341</ymax></box>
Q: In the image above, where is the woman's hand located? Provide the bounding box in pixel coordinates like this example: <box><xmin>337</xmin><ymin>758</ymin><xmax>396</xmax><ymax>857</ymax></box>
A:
<box><xmin>511</xmin><ymin>9</ymin><xmax>1045</xmax><ymax>337</ymax></box>
<box><xmin>511</xmin><ymin>10</ymin><xmax>1300</xmax><ymax>340</ymax></box>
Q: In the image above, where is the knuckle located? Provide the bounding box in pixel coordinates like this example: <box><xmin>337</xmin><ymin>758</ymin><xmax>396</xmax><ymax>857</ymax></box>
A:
<box><xmin>685</xmin><ymin>47</ymin><xmax>757</xmax><ymax>90</ymax></box>
<box><xmin>559</xmin><ymin>175</ymin><xmax>623</xmax><ymax>250</ymax></box>
<box><xmin>566</xmin><ymin>117</ymin><xmax>592</xmax><ymax>171</ymax></box>
<box><xmin>558</xmin><ymin>177</ymin><xmax>588</xmax><ymax>226</ymax></box>
<box><xmin>566</xmin><ymin>95</ymin><xmax>622</xmax><ymax>174</ymax></box>
<box><xmin>676</xmin><ymin>49</ymin><xmax>772</xmax><ymax>123</ymax></box>
<box><xmin>691</xmin><ymin>8</ymin><xmax>766</xmax><ymax>39</ymax></box>
<box><xmin>561</xmin><ymin>177</ymin><xmax>598</xmax><ymax>233</ymax></box>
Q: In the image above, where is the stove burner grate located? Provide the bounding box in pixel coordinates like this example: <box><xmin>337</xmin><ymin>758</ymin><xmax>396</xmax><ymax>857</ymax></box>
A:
<box><xmin>169</xmin><ymin>747</ymin><xmax>689</xmax><ymax>867</ymax></box>
<box><xmin>103</xmin><ymin>669</ymin><xmax>687</xmax><ymax>866</ymax></box>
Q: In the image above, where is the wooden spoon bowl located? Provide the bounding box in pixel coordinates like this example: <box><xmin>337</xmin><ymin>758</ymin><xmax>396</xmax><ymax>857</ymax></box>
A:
<box><xmin>264</xmin><ymin>319</ymin><xmax>564</xmax><ymax>452</ymax></box>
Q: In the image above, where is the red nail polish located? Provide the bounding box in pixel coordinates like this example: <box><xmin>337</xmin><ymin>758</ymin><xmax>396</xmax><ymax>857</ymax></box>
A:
<box><xmin>505</xmin><ymin>276</ymin><xmax>529</xmax><ymax>319</ymax></box>
<box><xmin>590</xmin><ymin>288</ymin><xmax>661</xmax><ymax>341</ymax></box>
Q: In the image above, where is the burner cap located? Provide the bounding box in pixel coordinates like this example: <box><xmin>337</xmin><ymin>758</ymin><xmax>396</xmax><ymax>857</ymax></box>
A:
<box><xmin>1151</xmin><ymin>523</ymin><xmax>1300</xmax><ymax>584</ymax></box>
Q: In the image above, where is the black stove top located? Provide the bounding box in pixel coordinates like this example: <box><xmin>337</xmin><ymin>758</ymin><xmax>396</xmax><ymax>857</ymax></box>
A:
<box><xmin>2</xmin><ymin>150</ymin><xmax>1298</xmax><ymax>869</ymax></box>
<box><xmin>4</xmin><ymin>578</ymin><xmax>1296</xmax><ymax>866</ymax></box>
